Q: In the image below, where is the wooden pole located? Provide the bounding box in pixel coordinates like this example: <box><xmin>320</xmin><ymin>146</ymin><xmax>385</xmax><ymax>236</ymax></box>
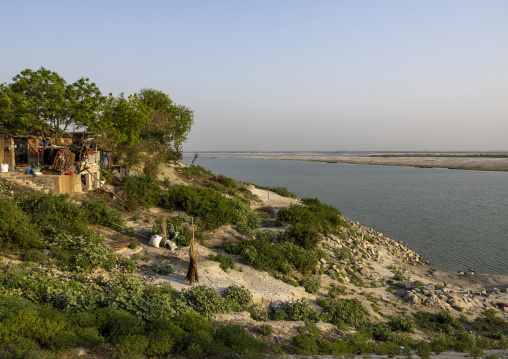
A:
<box><xmin>186</xmin><ymin>217</ymin><xmax>199</xmax><ymax>285</ymax></box>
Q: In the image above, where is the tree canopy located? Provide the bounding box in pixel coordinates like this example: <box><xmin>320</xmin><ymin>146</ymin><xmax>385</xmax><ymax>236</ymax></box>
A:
<box><xmin>0</xmin><ymin>67</ymin><xmax>194</xmax><ymax>168</ymax></box>
<box><xmin>0</xmin><ymin>67</ymin><xmax>104</xmax><ymax>141</ymax></box>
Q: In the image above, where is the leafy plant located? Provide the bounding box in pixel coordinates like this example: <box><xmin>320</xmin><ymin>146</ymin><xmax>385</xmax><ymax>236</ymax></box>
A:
<box><xmin>209</xmin><ymin>252</ymin><xmax>235</xmax><ymax>272</ymax></box>
<box><xmin>260</xmin><ymin>323</ymin><xmax>273</xmax><ymax>335</ymax></box>
<box><xmin>322</xmin><ymin>298</ymin><xmax>367</xmax><ymax>327</ymax></box>
<box><xmin>122</xmin><ymin>174</ymin><xmax>162</xmax><ymax>208</ymax></box>
<box><xmin>153</xmin><ymin>261</ymin><xmax>175</xmax><ymax>275</ymax></box>
<box><xmin>301</xmin><ymin>277</ymin><xmax>321</xmax><ymax>294</ymax></box>
<box><xmin>222</xmin><ymin>285</ymin><xmax>252</xmax><ymax>309</ymax></box>
<box><xmin>284</xmin><ymin>299</ymin><xmax>321</xmax><ymax>322</ymax></box>
<box><xmin>178</xmin><ymin>285</ymin><xmax>229</xmax><ymax>317</ymax></box>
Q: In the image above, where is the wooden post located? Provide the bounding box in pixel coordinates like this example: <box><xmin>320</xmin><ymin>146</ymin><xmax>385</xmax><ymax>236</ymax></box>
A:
<box><xmin>186</xmin><ymin>217</ymin><xmax>199</xmax><ymax>285</ymax></box>
<box><xmin>161</xmin><ymin>219</ymin><xmax>167</xmax><ymax>241</ymax></box>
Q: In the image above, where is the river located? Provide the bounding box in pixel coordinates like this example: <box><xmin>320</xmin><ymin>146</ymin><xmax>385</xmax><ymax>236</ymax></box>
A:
<box><xmin>182</xmin><ymin>153</ymin><xmax>508</xmax><ymax>275</ymax></box>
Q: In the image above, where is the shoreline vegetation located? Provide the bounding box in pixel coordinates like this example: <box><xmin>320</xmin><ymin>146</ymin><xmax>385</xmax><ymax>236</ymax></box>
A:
<box><xmin>1</xmin><ymin>164</ymin><xmax>508</xmax><ymax>359</ymax></box>
<box><xmin>187</xmin><ymin>152</ymin><xmax>508</xmax><ymax>172</ymax></box>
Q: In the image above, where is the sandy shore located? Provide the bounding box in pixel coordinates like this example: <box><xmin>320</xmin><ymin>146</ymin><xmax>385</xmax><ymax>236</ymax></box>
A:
<box><xmin>231</xmin><ymin>155</ymin><xmax>508</xmax><ymax>172</ymax></box>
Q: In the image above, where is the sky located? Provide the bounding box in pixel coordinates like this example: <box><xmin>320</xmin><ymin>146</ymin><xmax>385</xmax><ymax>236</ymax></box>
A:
<box><xmin>1</xmin><ymin>1</ymin><xmax>507</xmax><ymax>152</ymax></box>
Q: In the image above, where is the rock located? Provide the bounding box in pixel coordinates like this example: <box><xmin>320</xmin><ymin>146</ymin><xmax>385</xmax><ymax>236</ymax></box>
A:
<box><xmin>404</xmin><ymin>292</ymin><xmax>422</xmax><ymax>305</ymax></box>
<box><xmin>402</xmin><ymin>281</ymin><xmax>413</xmax><ymax>290</ymax></box>
<box><xmin>395</xmin><ymin>289</ymin><xmax>407</xmax><ymax>297</ymax></box>
<box><xmin>358</xmin><ymin>267</ymin><xmax>371</xmax><ymax>276</ymax></box>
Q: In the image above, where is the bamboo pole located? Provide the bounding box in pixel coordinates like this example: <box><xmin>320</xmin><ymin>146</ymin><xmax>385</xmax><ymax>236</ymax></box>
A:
<box><xmin>186</xmin><ymin>217</ymin><xmax>199</xmax><ymax>285</ymax></box>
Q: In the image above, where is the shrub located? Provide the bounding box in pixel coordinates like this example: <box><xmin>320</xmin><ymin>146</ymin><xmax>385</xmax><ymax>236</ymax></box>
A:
<box><xmin>0</xmin><ymin>196</ymin><xmax>43</xmax><ymax>250</ymax></box>
<box><xmin>153</xmin><ymin>261</ymin><xmax>175</xmax><ymax>275</ymax></box>
<box><xmin>292</xmin><ymin>334</ymin><xmax>320</xmax><ymax>355</ymax></box>
<box><xmin>323</xmin><ymin>299</ymin><xmax>367</xmax><ymax>327</ymax></box>
<box><xmin>392</xmin><ymin>270</ymin><xmax>405</xmax><ymax>281</ymax></box>
<box><xmin>327</xmin><ymin>285</ymin><xmax>346</xmax><ymax>299</ymax></box>
<box><xmin>337</xmin><ymin>247</ymin><xmax>353</xmax><ymax>261</ymax></box>
<box><xmin>127</xmin><ymin>238</ymin><xmax>138</xmax><ymax>249</ymax></box>
<box><xmin>283</xmin><ymin>224</ymin><xmax>321</xmax><ymax>250</ymax></box>
<box><xmin>122</xmin><ymin>174</ymin><xmax>162</xmax><ymax>208</ymax></box>
<box><xmin>301</xmin><ymin>277</ymin><xmax>321</xmax><ymax>294</ymax></box>
<box><xmin>23</xmin><ymin>250</ymin><xmax>48</xmax><ymax>263</ymax></box>
<box><xmin>81</xmin><ymin>198</ymin><xmax>124</xmax><ymax>228</ymax></box>
<box><xmin>114</xmin><ymin>334</ymin><xmax>149</xmax><ymax>359</ymax></box>
<box><xmin>259</xmin><ymin>205</ymin><xmax>275</xmax><ymax>214</ymax></box>
<box><xmin>227</xmin><ymin>232</ymin><xmax>319</xmax><ymax>276</ymax></box>
<box><xmin>248</xmin><ymin>305</ymin><xmax>269</xmax><ymax>321</ymax></box>
<box><xmin>145</xmin><ymin>329</ymin><xmax>175</xmax><ymax>356</ymax></box>
<box><xmin>273</xmin><ymin>310</ymin><xmax>286</xmax><ymax>321</ymax></box>
<box><xmin>180</xmin><ymin>165</ymin><xmax>213</xmax><ymax>179</ymax></box>
<box><xmin>212</xmin><ymin>324</ymin><xmax>268</xmax><ymax>358</ymax></box>
<box><xmin>178</xmin><ymin>285</ymin><xmax>229</xmax><ymax>317</ymax></box>
<box><xmin>284</xmin><ymin>299</ymin><xmax>321</xmax><ymax>322</ymax></box>
<box><xmin>160</xmin><ymin>185</ymin><xmax>260</xmax><ymax>232</ymax></box>
<box><xmin>222</xmin><ymin>285</ymin><xmax>252</xmax><ymax>309</ymax></box>
<box><xmin>276</xmin><ymin>198</ymin><xmax>345</xmax><ymax>235</ymax></box>
<box><xmin>14</xmin><ymin>191</ymin><xmax>90</xmax><ymax>238</ymax></box>
<box><xmin>260</xmin><ymin>323</ymin><xmax>273</xmax><ymax>336</ymax></box>
<box><xmin>209</xmin><ymin>252</ymin><xmax>235</xmax><ymax>272</ymax></box>
<box><xmin>388</xmin><ymin>316</ymin><xmax>415</xmax><ymax>332</ymax></box>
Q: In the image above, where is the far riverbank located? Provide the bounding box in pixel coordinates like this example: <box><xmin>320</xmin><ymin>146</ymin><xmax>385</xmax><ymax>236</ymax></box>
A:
<box><xmin>228</xmin><ymin>154</ymin><xmax>508</xmax><ymax>172</ymax></box>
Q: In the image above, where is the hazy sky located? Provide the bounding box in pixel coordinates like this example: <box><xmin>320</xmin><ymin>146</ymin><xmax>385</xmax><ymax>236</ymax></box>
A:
<box><xmin>1</xmin><ymin>1</ymin><xmax>507</xmax><ymax>151</ymax></box>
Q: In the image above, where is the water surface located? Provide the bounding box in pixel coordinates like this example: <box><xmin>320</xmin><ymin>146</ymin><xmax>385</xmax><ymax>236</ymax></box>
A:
<box><xmin>183</xmin><ymin>155</ymin><xmax>508</xmax><ymax>275</ymax></box>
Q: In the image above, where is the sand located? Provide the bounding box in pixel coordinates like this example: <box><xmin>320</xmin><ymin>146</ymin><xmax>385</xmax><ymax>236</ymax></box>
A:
<box><xmin>231</xmin><ymin>154</ymin><xmax>508</xmax><ymax>172</ymax></box>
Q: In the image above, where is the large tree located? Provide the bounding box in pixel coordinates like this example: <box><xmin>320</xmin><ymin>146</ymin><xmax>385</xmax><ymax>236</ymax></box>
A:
<box><xmin>97</xmin><ymin>89</ymin><xmax>194</xmax><ymax>173</ymax></box>
<box><xmin>0</xmin><ymin>67</ymin><xmax>104</xmax><ymax>141</ymax></box>
<box><xmin>138</xmin><ymin>88</ymin><xmax>194</xmax><ymax>162</ymax></box>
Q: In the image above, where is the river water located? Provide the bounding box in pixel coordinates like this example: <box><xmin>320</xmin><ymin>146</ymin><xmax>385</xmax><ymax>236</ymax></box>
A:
<box><xmin>182</xmin><ymin>154</ymin><xmax>508</xmax><ymax>275</ymax></box>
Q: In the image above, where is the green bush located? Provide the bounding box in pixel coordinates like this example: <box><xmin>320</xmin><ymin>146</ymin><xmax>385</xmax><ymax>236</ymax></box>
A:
<box><xmin>153</xmin><ymin>260</ymin><xmax>175</xmax><ymax>275</ymax></box>
<box><xmin>23</xmin><ymin>250</ymin><xmax>48</xmax><ymax>263</ymax></box>
<box><xmin>180</xmin><ymin>165</ymin><xmax>213</xmax><ymax>178</ymax></box>
<box><xmin>323</xmin><ymin>298</ymin><xmax>367</xmax><ymax>327</ymax></box>
<box><xmin>293</xmin><ymin>334</ymin><xmax>320</xmax><ymax>355</ymax></box>
<box><xmin>284</xmin><ymin>299</ymin><xmax>321</xmax><ymax>322</ymax></box>
<box><xmin>222</xmin><ymin>285</ymin><xmax>252</xmax><ymax>309</ymax></box>
<box><xmin>273</xmin><ymin>310</ymin><xmax>286</xmax><ymax>321</ymax></box>
<box><xmin>226</xmin><ymin>231</ymin><xmax>319</xmax><ymax>276</ymax></box>
<box><xmin>276</xmin><ymin>198</ymin><xmax>345</xmax><ymax>236</ymax></box>
<box><xmin>14</xmin><ymin>191</ymin><xmax>90</xmax><ymax>238</ymax></box>
<box><xmin>114</xmin><ymin>334</ymin><xmax>149</xmax><ymax>359</ymax></box>
<box><xmin>327</xmin><ymin>285</ymin><xmax>346</xmax><ymax>299</ymax></box>
<box><xmin>248</xmin><ymin>305</ymin><xmax>269</xmax><ymax>321</ymax></box>
<box><xmin>392</xmin><ymin>270</ymin><xmax>406</xmax><ymax>281</ymax></box>
<box><xmin>160</xmin><ymin>185</ymin><xmax>260</xmax><ymax>232</ymax></box>
<box><xmin>81</xmin><ymin>198</ymin><xmax>124</xmax><ymax>228</ymax></box>
<box><xmin>0</xmin><ymin>196</ymin><xmax>43</xmax><ymax>250</ymax></box>
<box><xmin>178</xmin><ymin>285</ymin><xmax>229</xmax><ymax>317</ymax></box>
<box><xmin>388</xmin><ymin>316</ymin><xmax>415</xmax><ymax>332</ymax></box>
<box><xmin>259</xmin><ymin>323</ymin><xmax>273</xmax><ymax>335</ymax></box>
<box><xmin>122</xmin><ymin>174</ymin><xmax>162</xmax><ymax>208</ymax></box>
<box><xmin>209</xmin><ymin>252</ymin><xmax>235</xmax><ymax>272</ymax></box>
<box><xmin>127</xmin><ymin>238</ymin><xmax>138</xmax><ymax>249</ymax></box>
<box><xmin>283</xmin><ymin>224</ymin><xmax>320</xmax><ymax>250</ymax></box>
<box><xmin>301</xmin><ymin>277</ymin><xmax>321</xmax><ymax>294</ymax></box>
<box><xmin>211</xmin><ymin>324</ymin><xmax>268</xmax><ymax>358</ymax></box>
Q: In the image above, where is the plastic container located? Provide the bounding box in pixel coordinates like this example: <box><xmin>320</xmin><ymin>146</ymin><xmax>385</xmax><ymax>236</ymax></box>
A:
<box><xmin>0</xmin><ymin>164</ymin><xmax>8</xmax><ymax>173</ymax></box>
